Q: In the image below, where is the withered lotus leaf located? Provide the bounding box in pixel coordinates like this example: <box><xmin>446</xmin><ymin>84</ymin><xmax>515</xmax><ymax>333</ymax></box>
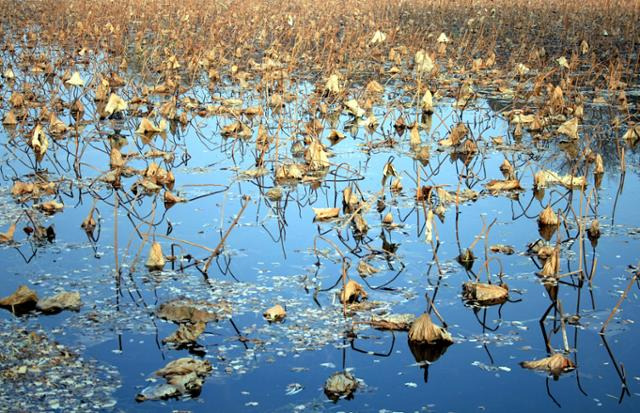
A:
<box><xmin>163</xmin><ymin>322</ymin><xmax>206</xmax><ymax>345</ymax></box>
<box><xmin>65</xmin><ymin>71</ymin><xmax>84</xmax><ymax>87</ymax></box>
<box><xmin>263</xmin><ymin>304</ymin><xmax>286</xmax><ymax>322</ymax></box>
<box><xmin>340</xmin><ymin>280</ymin><xmax>367</xmax><ymax>304</ymax></box>
<box><xmin>312</xmin><ymin>207</ymin><xmax>339</xmax><ymax>221</ymax></box>
<box><xmin>462</xmin><ymin>282</ymin><xmax>508</xmax><ymax>306</ymax></box>
<box><xmin>485</xmin><ymin>179</ymin><xmax>523</xmax><ymax>193</ymax></box>
<box><xmin>520</xmin><ymin>353</ymin><xmax>575</xmax><ymax>377</ymax></box>
<box><xmin>324</xmin><ymin>371</ymin><xmax>358</xmax><ymax>401</ymax></box>
<box><xmin>368</xmin><ymin>313</ymin><xmax>414</xmax><ymax>331</ymax></box>
<box><xmin>557</xmin><ymin>117</ymin><xmax>579</xmax><ymax>140</ymax></box>
<box><xmin>357</xmin><ymin>259</ymin><xmax>379</xmax><ymax>277</ymax></box>
<box><xmin>0</xmin><ymin>223</ymin><xmax>16</xmax><ymax>243</ymax></box>
<box><xmin>3</xmin><ymin>110</ymin><xmax>18</xmax><ymax>125</ymax></box>
<box><xmin>36</xmin><ymin>291</ymin><xmax>82</xmax><ymax>313</ymax></box>
<box><xmin>0</xmin><ymin>285</ymin><xmax>38</xmax><ymax>315</ymax></box>
<box><xmin>408</xmin><ymin>312</ymin><xmax>453</xmax><ymax>344</ymax></box>
<box><xmin>103</xmin><ymin>93</ymin><xmax>127</xmax><ymax>116</ymax></box>
<box><xmin>145</xmin><ymin>241</ymin><xmax>166</xmax><ymax>270</ymax></box>
<box><xmin>538</xmin><ymin>205</ymin><xmax>559</xmax><ymax>226</ymax></box>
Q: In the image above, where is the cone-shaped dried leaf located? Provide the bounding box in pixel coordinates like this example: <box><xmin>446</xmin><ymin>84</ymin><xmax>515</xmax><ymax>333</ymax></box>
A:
<box><xmin>538</xmin><ymin>205</ymin><xmax>559</xmax><ymax>226</ymax></box>
<box><xmin>104</xmin><ymin>93</ymin><xmax>127</xmax><ymax>116</ymax></box>
<box><xmin>30</xmin><ymin>124</ymin><xmax>48</xmax><ymax>161</ymax></box>
<box><xmin>304</xmin><ymin>139</ymin><xmax>330</xmax><ymax>169</ymax></box>
<box><xmin>324</xmin><ymin>74</ymin><xmax>341</xmax><ymax>94</ymax></box>
<box><xmin>557</xmin><ymin>117</ymin><xmax>579</xmax><ymax>140</ymax></box>
<box><xmin>365</xmin><ymin>80</ymin><xmax>384</xmax><ymax>94</ymax></box>
<box><xmin>421</xmin><ymin>89</ymin><xmax>433</xmax><ymax>113</ymax></box>
<box><xmin>0</xmin><ymin>223</ymin><xmax>16</xmax><ymax>243</ymax></box>
<box><xmin>622</xmin><ymin>125</ymin><xmax>640</xmax><ymax>144</ymax></box>
<box><xmin>65</xmin><ymin>71</ymin><xmax>84</xmax><ymax>87</ymax></box>
<box><xmin>136</xmin><ymin>117</ymin><xmax>163</xmax><ymax>135</ymax></box>
<box><xmin>539</xmin><ymin>247</ymin><xmax>560</xmax><ymax>277</ymax></box>
<box><xmin>146</xmin><ymin>242</ymin><xmax>166</xmax><ymax>270</ymax></box>
<box><xmin>3</xmin><ymin>110</ymin><xmax>17</xmax><ymax>125</ymax></box>
<box><xmin>344</xmin><ymin>99</ymin><xmax>365</xmax><ymax>118</ymax></box>
<box><xmin>408</xmin><ymin>313</ymin><xmax>453</xmax><ymax>344</ymax></box>
<box><xmin>263</xmin><ymin>304</ymin><xmax>286</xmax><ymax>322</ymax></box>
<box><xmin>369</xmin><ymin>30</ymin><xmax>387</xmax><ymax>45</ymax></box>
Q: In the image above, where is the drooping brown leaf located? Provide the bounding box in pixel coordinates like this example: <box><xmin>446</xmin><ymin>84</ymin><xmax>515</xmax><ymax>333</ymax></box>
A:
<box><xmin>538</xmin><ymin>204</ymin><xmax>559</xmax><ymax>226</ymax></box>
<box><xmin>103</xmin><ymin>93</ymin><xmax>127</xmax><ymax>116</ymax></box>
<box><xmin>408</xmin><ymin>313</ymin><xmax>453</xmax><ymax>344</ymax></box>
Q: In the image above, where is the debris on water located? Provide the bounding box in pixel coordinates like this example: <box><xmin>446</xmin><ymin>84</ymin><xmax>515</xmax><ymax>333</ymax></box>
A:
<box><xmin>0</xmin><ymin>323</ymin><xmax>120</xmax><ymax>412</ymax></box>
<box><xmin>285</xmin><ymin>382</ymin><xmax>304</xmax><ymax>395</ymax></box>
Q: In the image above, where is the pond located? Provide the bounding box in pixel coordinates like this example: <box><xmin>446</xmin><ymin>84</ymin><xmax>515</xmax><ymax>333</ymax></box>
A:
<box><xmin>1</xmin><ymin>1</ymin><xmax>640</xmax><ymax>411</ymax></box>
